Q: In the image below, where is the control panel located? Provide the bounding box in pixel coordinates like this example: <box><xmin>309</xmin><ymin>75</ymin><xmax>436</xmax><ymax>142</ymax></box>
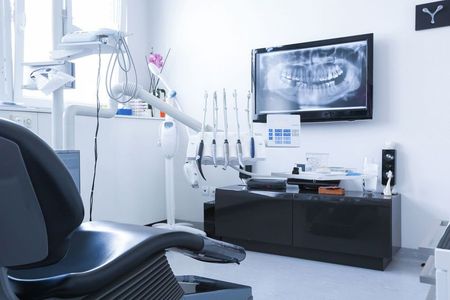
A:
<box><xmin>266</xmin><ymin>114</ymin><xmax>301</xmax><ymax>147</ymax></box>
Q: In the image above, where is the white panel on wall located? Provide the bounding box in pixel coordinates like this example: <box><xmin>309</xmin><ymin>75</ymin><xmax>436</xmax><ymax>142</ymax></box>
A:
<box><xmin>0</xmin><ymin>110</ymin><xmax>39</xmax><ymax>133</ymax></box>
<box><xmin>35</xmin><ymin>112</ymin><xmax>166</xmax><ymax>224</ymax></box>
<box><xmin>37</xmin><ymin>112</ymin><xmax>52</xmax><ymax>143</ymax></box>
<box><xmin>143</xmin><ymin>0</ymin><xmax>450</xmax><ymax>248</ymax></box>
<box><xmin>73</xmin><ymin>116</ymin><xmax>166</xmax><ymax>224</ymax></box>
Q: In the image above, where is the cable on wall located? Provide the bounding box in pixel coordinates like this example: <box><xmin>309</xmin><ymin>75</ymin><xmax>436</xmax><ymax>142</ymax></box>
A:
<box><xmin>89</xmin><ymin>33</ymin><xmax>139</xmax><ymax>220</ymax></box>
<box><xmin>89</xmin><ymin>44</ymin><xmax>102</xmax><ymax>221</ymax></box>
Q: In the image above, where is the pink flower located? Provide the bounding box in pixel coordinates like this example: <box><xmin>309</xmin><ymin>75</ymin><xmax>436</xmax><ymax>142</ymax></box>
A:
<box><xmin>148</xmin><ymin>53</ymin><xmax>164</xmax><ymax>69</ymax></box>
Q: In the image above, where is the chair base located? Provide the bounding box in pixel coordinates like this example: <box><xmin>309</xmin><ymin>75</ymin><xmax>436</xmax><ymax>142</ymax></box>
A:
<box><xmin>84</xmin><ymin>252</ymin><xmax>184</xmax><ymax>300</ymax></box>
<box><xmin>178</xmin><ymin>275</ymin><xmax>253</xmax><ymax>300</ymax></box>
<box><xmin>35</xmin><ymin>253</ymin><xmax>184</xmax><ymax>300</ymax></box>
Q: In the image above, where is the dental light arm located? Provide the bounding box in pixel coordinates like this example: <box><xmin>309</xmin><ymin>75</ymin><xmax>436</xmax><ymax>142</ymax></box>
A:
<box><xmin>111</xmin><ymin>83</ymin><xmax>210</xmax><ymax>133</ymax></box>
<box><xmin>39</xmin><ymin>29</ymin><xmax>138</xmax><ymax>149</ymax></box>
<box><xmin>64</xmin><ymin>99</ymin><xmax>118</xmax><ymax>149</ymax></box>
<box><xmin>51</xmin><ymin>30</ymin><xmax>125</xmax><ymax>61</ymax></box>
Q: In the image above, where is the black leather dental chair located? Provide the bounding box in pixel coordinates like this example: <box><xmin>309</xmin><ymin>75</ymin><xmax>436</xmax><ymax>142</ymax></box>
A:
<box><xmin>0</xmin><ymin>118</ymin><xmax>247</xmax><ymax>300</ymax></box>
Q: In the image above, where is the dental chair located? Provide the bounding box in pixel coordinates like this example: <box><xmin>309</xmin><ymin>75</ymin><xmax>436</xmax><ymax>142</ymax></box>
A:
<box><xmin>0</xmin><ymin>118</ymin><xmax>249</xmax><ymax>300</ymax></box>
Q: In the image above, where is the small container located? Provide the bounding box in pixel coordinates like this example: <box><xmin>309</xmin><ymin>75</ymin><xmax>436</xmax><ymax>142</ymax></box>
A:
<box><xmin>116</xmin><ymin>108</ymin><xmax>132</xmax><ymax>116</ymax></box>
<box><xmin>362</xmin><ymin>157</ymin><xmax>378</xmax><ymax>193</ymax></box>
<box><xmin>305</xmin><ymin>153</ymin><xmax>329</xmax><ymax>172</ymax></box>
<box><xmin>129</xmin><ymin>99</ymin><xmax>149</xmax><ymax>117</ymax></box>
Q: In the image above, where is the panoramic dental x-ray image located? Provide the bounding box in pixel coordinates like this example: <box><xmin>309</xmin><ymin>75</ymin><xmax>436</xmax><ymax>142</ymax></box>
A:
<box><xmin>256</xmin><ymin>40</ymin><xmax>368</xmax><ymax>113</ymax></box>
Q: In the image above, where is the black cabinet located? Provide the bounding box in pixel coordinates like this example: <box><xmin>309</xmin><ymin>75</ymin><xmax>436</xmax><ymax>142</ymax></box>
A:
<box><xmin>208</xmin><ymin>186</ymin><xmax>401</xmax><ymax>270</ymax></box>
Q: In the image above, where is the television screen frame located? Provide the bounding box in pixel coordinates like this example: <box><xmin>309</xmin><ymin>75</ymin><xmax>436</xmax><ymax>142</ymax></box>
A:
<box><xmin>252</xmin><ymin>33</ymin><xmax>373</xmax><ymax>123</ymax></box>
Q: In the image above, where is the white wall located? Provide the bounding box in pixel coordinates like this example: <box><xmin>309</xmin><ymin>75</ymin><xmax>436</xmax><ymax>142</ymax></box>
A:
<box><xmin>124</xmin><ymin>0</ymin><xmax>153</xmax><ymax>91</ymax></box>
<box><xmin>144</xmin><ymin>0</ymin><xmax>450</xmax><ymax>248</ymax></box>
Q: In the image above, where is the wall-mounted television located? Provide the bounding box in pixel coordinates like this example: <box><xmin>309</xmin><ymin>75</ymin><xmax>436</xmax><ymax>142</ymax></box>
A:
<box><xmin>252</xmin><ymin>33</ymin><xmax>373</xmax><ymax>123</ymax></box>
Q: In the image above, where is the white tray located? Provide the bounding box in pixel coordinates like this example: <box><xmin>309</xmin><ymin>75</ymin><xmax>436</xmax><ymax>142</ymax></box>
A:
<box><xmin>271</xmin><ymin>172</ymin><xmax>369</xmax><ymax>181</ymax></box>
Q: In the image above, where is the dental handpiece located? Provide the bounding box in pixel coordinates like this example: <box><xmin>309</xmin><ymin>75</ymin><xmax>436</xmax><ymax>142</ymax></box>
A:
<box><xmin>223</xmin><ymin>89</ymin><xmax>229</xmax><ymax>170</ymax></box>
<box><xmin>246</xmin><ymin>91</ymin><xmax>255</xmax><ymax>158</ymax></box>
<box><xmin>212</xmin><ymin>91</ymin><xmax>218</xmax><ymax>167</ymax></box>
<box><xmin>201</xmin><ymin>92</ymin><xmax>208</xmax><ymax>140</ymax></box>
<box><xmin>196</xmin><ymin>91</ymin><xmax>208</xmax><ymax>180</ymax></box>
<box><xmin>233</xmin><ymin>90</ymin><xmax>244</xmax><ymax>168</ymax></box>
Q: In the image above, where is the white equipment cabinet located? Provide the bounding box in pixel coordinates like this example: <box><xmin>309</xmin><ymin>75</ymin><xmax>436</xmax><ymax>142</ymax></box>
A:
<box><xmin>419</xmin><ymin>220</ymin><xmax>450</xmax><ymax>300</ymax></box>
<box><xmin>436</xmin><ymin>225</ymin><xmax>450</xmax><ymax>300</ymax></box>
<box><xmin>0</xmin><ymin>108</ymin><xmax>39</xmax><ymax>133</ymax></box>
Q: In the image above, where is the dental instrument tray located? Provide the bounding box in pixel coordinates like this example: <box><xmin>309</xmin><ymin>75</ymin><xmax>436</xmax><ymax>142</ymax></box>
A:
<box><xmin>272</xmin><ymin>171</ymin><xmax>365</xmax><ymax>192</ymax></box>
<box><xmin>272</xmin><ymin>171</ymin><xmax>366</xmax><ymax>181</ymax></box>
<box><xmin>286</xmin><ymin>178</ymin><xmax>341</xmax><ymax>192</ymax></box>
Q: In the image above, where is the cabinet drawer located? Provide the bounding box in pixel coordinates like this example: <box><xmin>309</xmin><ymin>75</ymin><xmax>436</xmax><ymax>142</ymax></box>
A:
<box><xmin>216</xmin><ymin>190</ymin><xmax>293</xmax><ymax>246</ymax></box>
<box><xmin>293</xmin><ymin>200</ymin><xmax>392</xmax><ymax>257</ymax></box>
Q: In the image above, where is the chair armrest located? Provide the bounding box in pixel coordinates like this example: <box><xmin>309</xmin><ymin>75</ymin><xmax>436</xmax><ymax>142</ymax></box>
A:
<box><xmin>170</xmin><ymin>237</ymin><xmax>246</xmax><ymax>264</ymax></box>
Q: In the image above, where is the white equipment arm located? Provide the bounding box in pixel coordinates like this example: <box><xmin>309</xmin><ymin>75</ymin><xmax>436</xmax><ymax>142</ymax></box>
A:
<box><xmin>63</xmin><ymin>83</ymin><xmax>211</xmax><ymax>150</ymax></box>
<box><xmin>112</xmin><ymin>83</ymin><xmax>210</xmax><ymax>133</ymax></box>
<box><xmin>63</xmin><ymin>98</ymin><xmax>118</xmax><ymax>150</ymax></box>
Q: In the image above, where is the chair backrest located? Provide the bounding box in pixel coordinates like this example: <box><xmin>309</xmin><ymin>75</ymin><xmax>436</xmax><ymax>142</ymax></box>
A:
<box><xmin>0</xmin><ymin>118</ymin><xmax>84</xmax><ymax>267</ymax></box>
<box><xmin>0</xmin><ymin>136</ymin><xmax>48</xmax><ymax>267</ymax></box>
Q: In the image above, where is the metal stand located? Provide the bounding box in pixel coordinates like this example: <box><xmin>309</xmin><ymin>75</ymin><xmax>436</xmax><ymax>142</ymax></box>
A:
<box><xmin>153</xmin><ymin>157</ymin><xmax>206</xmax><ymax>236</ymax></box>
<box><xmin>152</xmin><ymin>110</ymin><xmax>206</xmax><ymax>237</ymax></box>
<box><xmin>52</xmin><ymin>88</ymin><xmax>64</xmax><ymax>149</ymax></box>
<box><xmin>0</xmin><ymin>267</ymin><xmax>17</xmax><ymax>300</ymax></box>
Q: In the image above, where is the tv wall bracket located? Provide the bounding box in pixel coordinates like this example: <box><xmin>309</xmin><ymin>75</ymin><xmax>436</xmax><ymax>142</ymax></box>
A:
<box><xmin>416</xmin><ymin>0</ymin><xmax>450</xmax><ymax>30</ymax></box>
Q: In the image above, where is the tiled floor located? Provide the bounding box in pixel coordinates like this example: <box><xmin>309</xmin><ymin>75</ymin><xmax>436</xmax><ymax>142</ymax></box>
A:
<box><xmin>168</xmin><ymin>249</ymin><xmax>431</xmax><ymax>300</ymax></box>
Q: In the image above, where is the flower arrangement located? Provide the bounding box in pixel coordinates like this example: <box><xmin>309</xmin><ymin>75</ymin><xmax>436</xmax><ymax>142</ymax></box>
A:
<box><xmin>146</xmin><ymin>48</ymin><xmax>171</xmax><ymax>117</ymax></box>
<box><xmin>148</xmin><ymin>53</ymin><xmax>164</xmax><ymax>70</ymax></box>
<box><xmin>146</xmin><ymin>48</ymin><xmax>171</xmax><ymax>94</ymax></box>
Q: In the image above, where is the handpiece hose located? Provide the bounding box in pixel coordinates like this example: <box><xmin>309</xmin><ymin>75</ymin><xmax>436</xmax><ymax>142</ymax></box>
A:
<box><xmin>233</xmin><ymin>90</ymin><xmax>244</xmax><ymax>168</ymax></box>
<box><xmin>246</xmin><ymin>91</ymin><xmax>255</xmax><ymax>159</ymax></box>
<box><xmin>196</xmin><ymin>92</ymin><xmax>208</xmax><ymax>180</ymax></box>
<box><xmin>212</xmin><ymin>91</ymin><xmax>218</xmax><ymax>167</ymax></box>
<box><xmin>223</xmin><ymin>89</ymin><xmax>229</xmax><ymax>170</ymax></box>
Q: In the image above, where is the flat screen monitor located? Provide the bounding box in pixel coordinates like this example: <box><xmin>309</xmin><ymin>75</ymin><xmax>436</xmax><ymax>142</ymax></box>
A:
<box><xmin>252</xmin><ymin>33</ymin><xmax>373</xmax><ymax>122</ymax></box>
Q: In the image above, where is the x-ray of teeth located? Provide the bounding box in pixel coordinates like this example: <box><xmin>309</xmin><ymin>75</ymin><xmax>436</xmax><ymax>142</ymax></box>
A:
<box><xmin>255</xmin><ymin>40</ymin><xmax>368</xmax><ymax>114</ymax></box>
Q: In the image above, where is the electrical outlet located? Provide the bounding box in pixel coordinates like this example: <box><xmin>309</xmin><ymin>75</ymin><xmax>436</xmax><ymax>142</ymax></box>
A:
<box><xmin>201</xmin><ymin>186</ymin><xmax>209</xmax><ymax>197</ymax></box>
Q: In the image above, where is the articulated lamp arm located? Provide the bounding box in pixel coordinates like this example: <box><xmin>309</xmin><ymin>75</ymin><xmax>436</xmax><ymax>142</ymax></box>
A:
<box><xmin>112</xmin><ymin>83</ymin><xmax>211</xmax><ymax>132</ymax></box>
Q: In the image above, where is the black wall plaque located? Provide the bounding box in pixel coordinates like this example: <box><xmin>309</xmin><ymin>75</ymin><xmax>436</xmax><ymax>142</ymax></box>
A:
<box><xmin>416</xmin><ymin>1</ymin><xmax>450</xmax><ymax>31</ymax></box>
